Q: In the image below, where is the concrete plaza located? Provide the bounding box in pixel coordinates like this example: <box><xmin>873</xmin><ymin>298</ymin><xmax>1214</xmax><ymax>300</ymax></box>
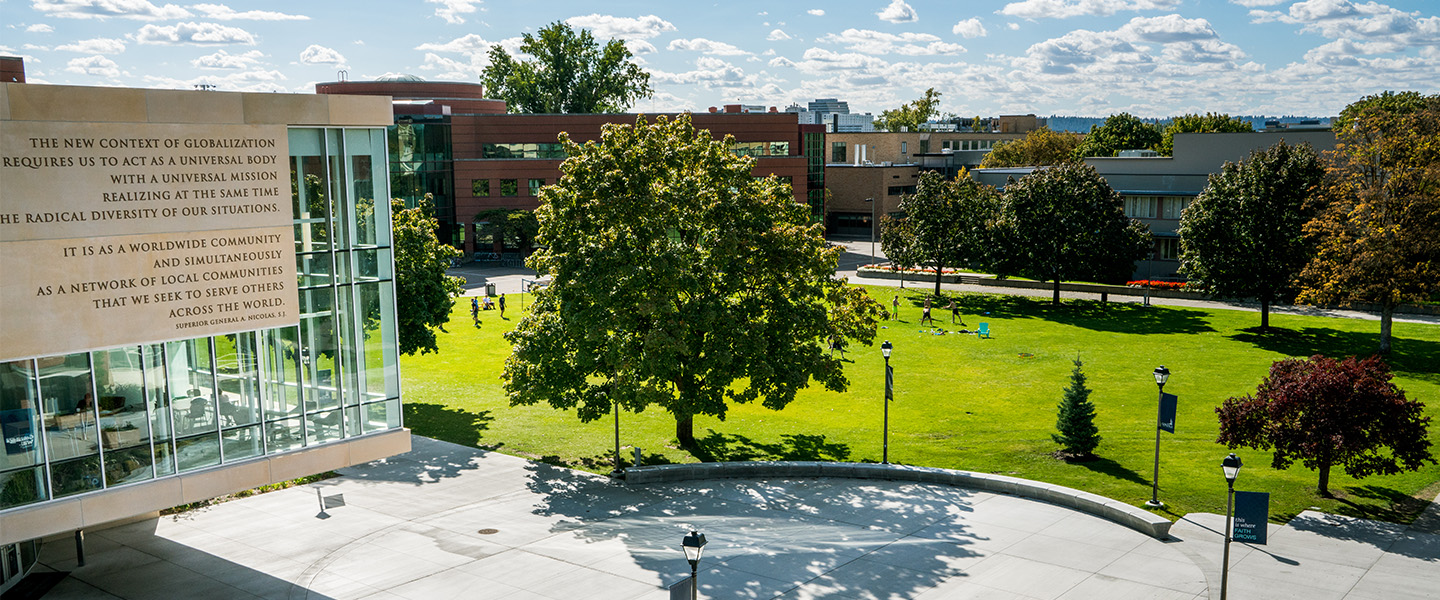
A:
<box><xmin>31</xmin><ymin>435</ymin><xmax>1439</xmax><ymax>599</ymax></box>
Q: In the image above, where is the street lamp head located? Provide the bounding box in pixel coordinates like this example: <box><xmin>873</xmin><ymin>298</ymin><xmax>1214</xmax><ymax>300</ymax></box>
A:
<box><xmin>1222</xmin><ymin>453</ymin><xmax>1242</xmax><ymax>484</ymax></box>
<box><xmin>881</xmin><ymin>340</ymin><xmax>892</xmax><ymax>359</ymax></box>
<box><xmin>1153</xmin><ymin>365</ymin><xmax>1170</xmax><ymax>387</ymax></box>
<box><xmin>681</xmin><ymin>530</ymin><xmax>707</xmax><ymax>566</ymax></box>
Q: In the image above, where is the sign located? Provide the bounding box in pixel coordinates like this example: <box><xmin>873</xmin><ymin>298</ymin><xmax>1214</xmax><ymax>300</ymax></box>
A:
<box><xmin>885</xmin><ymin>364</ymin><xmax>894</xmax><ymax>401</ymax></box>
<box><xmin>1232</xmin><ymin>491</ymin><xmax>1269</xmax><ymax>545</ymax></box>
<box><xmin>0</xmin><ymin>121</ymin><xmax>298</xmax><ymax>361</ymax></box>
<box><xmin>1158</xmin><ymin>392</ymin><xmax>1178</xmax><ymax>433</ymax></box>
<box><xmin>669</xmin><ymin>577</ymin><xmax>693</xmax><ymax>600</ymax></box>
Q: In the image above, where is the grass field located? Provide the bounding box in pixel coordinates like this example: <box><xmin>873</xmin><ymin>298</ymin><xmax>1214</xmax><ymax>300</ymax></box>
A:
<box><xmin>401</xmin><ymin>286</ymin><xmax>1440</xmax><ymax>525</ymax></box>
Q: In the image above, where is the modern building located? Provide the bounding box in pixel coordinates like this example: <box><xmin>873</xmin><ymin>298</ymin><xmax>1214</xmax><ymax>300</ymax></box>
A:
<box><xmin>319</xmin><ymin>77</ymin><xmax>826</xmax><ymax>257</ymax></box>
<box><xmin>971</xmin><ymin>130</ymin><xmax>1337</xmax><ymax>280</ymax></box>
<box><xmin>0</xmin><ymin>69</ymin><xmax>410</xmax><ymax>592</ymax></box>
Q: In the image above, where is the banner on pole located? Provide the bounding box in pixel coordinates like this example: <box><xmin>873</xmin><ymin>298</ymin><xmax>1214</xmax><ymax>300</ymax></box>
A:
<box><xmin>1233</xmin><ymin>491</ymin><xmax>1270</xmax><ymax>545</ymax></box>
<box><xmin>885</xmin><ymin>365</ymin><xmax>894</xmax><ymax>401</ymax></box>
<box><xmin>1158</xmin><ymin>393</ymin><xmax>1178</xmax><ymax>433</ymax></box>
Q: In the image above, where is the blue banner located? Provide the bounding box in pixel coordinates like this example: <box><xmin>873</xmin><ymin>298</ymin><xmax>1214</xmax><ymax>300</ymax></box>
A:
<box><xmin>1158</xmin><ymin>393</ymin><xmax>1177</xmax><ymax>433</ymax></box>
<box><xmin>1233</xmin><ymin>491</ymin><xmax>1269</xmax><ymax>545</ymax></box>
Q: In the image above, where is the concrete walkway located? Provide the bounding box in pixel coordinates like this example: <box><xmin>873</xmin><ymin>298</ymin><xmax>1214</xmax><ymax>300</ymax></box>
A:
<box><xmin>32</xmin><ymin>436</ymin><xmax>1439</xmax><ymax>599</ymax></box>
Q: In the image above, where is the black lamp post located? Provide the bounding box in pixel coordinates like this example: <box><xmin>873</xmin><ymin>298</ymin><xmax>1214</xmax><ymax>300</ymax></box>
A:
<box><xmin>881</xmin><ymin>340</ymin><xmax>893</xmax><ymax>464</ymax></box>
<box><xmin>682</xmin><ymin>530</ymin><xmax>707</xmax><ymax>600</ymax></box>
<box><xmin>1221</xmin><ymin>453</ymin><xmax>1242</xmax><ymax>600</ymax></box>
<box><xmin>1145</xmin><ymin>365</ymin><xmax>1170</xmax><ymax>508</ymax></box>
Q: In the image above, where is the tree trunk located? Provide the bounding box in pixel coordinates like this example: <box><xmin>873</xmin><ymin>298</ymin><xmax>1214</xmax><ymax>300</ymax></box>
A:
<box><xmin>1052</xmin><ymin>278</ymin><xmax>1061</xmax><ymax>306</ymax></box>
<box><xmin>1318</xmin><ymin>458</ymin><xmax>1332</xmax><ymax>497</ymax></box>
<box><xmin>1379</xmin><ymin>302</ymin><xmax>1394</xmax><ymax>354</ymax></box>
<box><xmin>675</xmin><ymin>413</ymin><xmax>695</xmax><ymax>450</ymax></box>
<box><xmin>1260</xmin><ymin>296</ymin><xmax>1270</xmax><ymax>331</ymax></box>
<box><xmin>933</xmin><ymin>264</ymin><xmax>943</xmax><ymax>298</ymax></box>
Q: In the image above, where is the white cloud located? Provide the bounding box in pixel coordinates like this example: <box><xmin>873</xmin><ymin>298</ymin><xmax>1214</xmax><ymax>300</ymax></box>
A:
<box><xmin>55</xmin><ymin>37</ymin><xmax>127</xmax><ymax>53</ymax></box>
<box><xmin>415</xmin><ymin>33</ymin><xmax>493</xmax><ymax>55</ymax></box>
<box><xmin>649</xmin><ymin>56</ymin><xmax>754</xmax><ymax>87</ymax></box>
<box><xmin>1229</xmin><ymin>0</ymin><xmax>1286</xmax><ymax>6</ymax></box>
<box><xmin>768</xmin><ymin>29</ymin><xmax>792</xmax><ymax>41</ymax></box>
<box><xmin>998</xmin><ymin>0</ymin><xmax>1181</xmax><ymax>19</ymax></box>
<box><xmin>808</xmin><ymin>9</ymin><xmax>825</xmax><ymax>16</ymax></box>
<box><xmin>191</xmin><ymin>49</ymin><xmax>263</xmax><ymax>69</ymax></box>
<box><xmin>1120</xmin><ymin>14</ymin><xmax>1218</xmax><ymax>43</ymax></box>
<box><xmin>427</xmin><ymin>0</ymin><xmax>481</xmax><ymax>25</ymax></box>
<box><xmin>565</xmin><ymin>14</ymin><xmax>676</xmax><ymax>39</ymax></box>
<box><xmin>1008</xmin><ymin>22</ymin><xmax>1021</xmax><ymax>30</ymax></box>
<box><xmin>627</xmin><ymin>40</ymin><xmax>658</xmax><ymax>54</ymax></box>
<box><xmin>876</xmin><ymin>0</ymin><xmax>918</xmax><ymax>23</ymax></box>
<box><xmin>27</xmin><ymin>24</ymin><xmax>55</xmax><ymax>33</ymax></box>
<box><xmin>668</xmin><ymin>38</ymin><xmax>752</xmax><ymax>56</ymax></box>
<box><xmin>135</xmin><ymin>22</ymin><xmax>257</xmax><ymax>45</ymax></box>
<box><xmin>819</xmin><ymin>29</ymin><xmax>965</xmax><ymax>55</ymax></box>
<box><xmin>953</xmin><ymin>18</ymin><xmax>988</xmax><ymax>38</ymax></box>
<box><xmin>190</xmin><ymin>4</ymin><xmax>307</xmax><ymax>21</ymax></box>
<box><xmin>769</xmin><ymin>56</ymin><xmax>795</xmax><ymax>68</ymax></box>
<box><xmin>65</xmin><ymin>54</ymin><xmax>120</xmax><ymax>77</ymax></box>
<box><xmin>418</xmin><ymin>52</ymin><xmax>484</xmax><ymax>80</ymax></box>
<box><xmin>142</xmin><ymin>68</ymin><xmax>288</xmax><ymax>92</ymax></box>
<box><xmin>299</xmin><ymin>45</ymin><xmax>345</xmax><ymax>65</ymax></box>
<box><xmin>32</xmin><ymin>0</ymin><xmax>191</xmax><ymax>20</ymax></box>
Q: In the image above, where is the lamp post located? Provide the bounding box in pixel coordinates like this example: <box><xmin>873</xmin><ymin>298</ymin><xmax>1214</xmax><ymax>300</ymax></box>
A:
<box><xmin>881</xmin><ymin>340</ymin><xmax>893</xmax><ymax>464</ymax></box>
<box><xmin>1221</xmin><ymin>453</ymin><xmax>1242</xmax><ymax>600</ymax></box>
<box><xmin>865</xmin><ymin>197</ymin><xmax>876</xmax><ymax>267</ymax></box>
<box><xmin>682</xmin><ymin>530</ymin><xmax>707</xmax><ymax>600</ymax></box>
<box><xmin>610</xmin><ymin>399</ymin><xmax>622</xmax><ymax>478</ymax></box>
<box><xmin>1145</xmin><ymin>365</ymin><xmax>1170</xmax><ymax>508</ymax></box>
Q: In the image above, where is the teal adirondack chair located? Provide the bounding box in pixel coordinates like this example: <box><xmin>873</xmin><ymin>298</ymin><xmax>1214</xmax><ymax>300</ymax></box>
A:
<box><xmin>977</xmin><ymin>322</ymin><xmax>990</xmax><ymax>339</ymax></box>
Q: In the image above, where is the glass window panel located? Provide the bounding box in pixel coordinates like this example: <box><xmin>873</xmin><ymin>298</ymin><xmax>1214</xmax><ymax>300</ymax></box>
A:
<box><xmin>306</xmin><ymin>409</ymin><xmax>343</xmax><ymax>444</ymax></box>
<box><xmin>500</xmin><ymin>179</ymin><xmax>518</xmax><ymax>196</ymax></box>
<box><xmin>152</xmin><ymin>436</ymin><xmax>175</xmax><ymax>478</ymax></box>
<box><xmin>293</xmin><ymin>155</ymin><xmax>332</xmax><ymax>253</ymax></box>
<box><xmin>221</xmin><ymin>426</ymin><xmax>262</xmax><ymax>462</ymax></box>
<box><xmin>50</xmin><ymin>455</ymin><xmax>101</xmax><ymax>497</ymax></box>
<box><xmin>142</xmin><ymin>344</ymin><xmax>174</xmax><ymax>477</ymax></box>
<box><xmin>261</xmin><ymin>326</ymin><xmax>303</xmax><ymax>421</ymax></box>
<box><xmin>356</xmin><ymin>283</ymin><xmax>400</xmax><ymax>402</ymax></box>
<box><xmin>363</xmin><ymin>399</ymin><xmax>402</xmax><ymax>433</ymax></box>
<box><xmin>345</xmin><ymin>405</ymin><xmax>363</xmax><ymax>437</ymax></box>
<box><xmin>301</xmin><ymin>310</ymin><xmax>341</xmax><ymax>412</ymax></box>
<box><xmin>0</xmin><ymin>466</ymin><xmax>48</xmax><ymax>510</ymax></box>
<box><xmin>37</xmin><ymin>353</ymin><xmax>98</xmax><ymax>463</ymax></box>
<box><xmin>831</xmin><ymin>142</ymin><xmax>846</xmax><ymax>162</ymax></box>
<box><xmin>472</xmin><ymin>179</ymin><xmax>489</xmax><ymax>197</ymax></box>
<box><xmin>266</xmin><ymin>418</ymin><xmax>304</xmax><ymax>453</ymax></box>
<box><xmin>1</xmin><ymin>360</ymin><xmax>44</xmax><ymax>473</ymax></box>
<box><xmin>351</xmin><ymin>248</ymin><xmax>392</xmax><ymax>283</ymax></box>
<box><xmin>528</xmin><ymin>179</ymin><xmax>544</xmax><ymax>196</ymax></box>
<box><xmin>166</xmin><ymin>339</ymin><xmax>217</xmax><ymax>439</ymax></box>
<box><xmin>336</xmin><ymin>286</ymin><xmax>363</xmax><ymax>408</ymax></box>
<box><xmin>329</xmin><ymin>150</ymin><xmax>350</xmax><ymax>250</ymax></box>
<box><xmin>175</xmin><ymin>433</ymin><xmax>220</xmax><ymax>472</ymax></box>
<box><xmin>102</xmin><ymin>445</ymin><xmax>154</xmax><ymax>486</ymax></box>
<box><xmin>215</xmin><ymin>333</ymin><xmax>262</xmax><ymax>428</ymax></box>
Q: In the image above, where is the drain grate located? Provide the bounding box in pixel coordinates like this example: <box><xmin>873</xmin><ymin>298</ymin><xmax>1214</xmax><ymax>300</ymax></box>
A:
<box><xmin>477</xmin><ymin>528</ymin><xmax>499</xmax><ymax>535</ymax></box>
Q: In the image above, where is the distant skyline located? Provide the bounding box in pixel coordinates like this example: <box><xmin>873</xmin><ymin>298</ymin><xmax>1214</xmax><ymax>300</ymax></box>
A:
<box><xmin>2</xmin><ymin>0</ymin><xmax>1437</xmax><ymax>118</ymax></box>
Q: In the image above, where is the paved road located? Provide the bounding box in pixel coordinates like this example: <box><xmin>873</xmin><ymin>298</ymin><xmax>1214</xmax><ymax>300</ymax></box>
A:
<box><xmin>32</xmin><ymin>436</ymin><xmax>1439</xmax><ymax>599</ymax></box>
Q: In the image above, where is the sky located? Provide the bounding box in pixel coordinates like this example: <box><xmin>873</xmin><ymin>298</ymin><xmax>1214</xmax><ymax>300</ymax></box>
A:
<box><xmin>2</xmin><ymin>0</ymin><xmax>1437</xmax><ymax>118</ymax></box>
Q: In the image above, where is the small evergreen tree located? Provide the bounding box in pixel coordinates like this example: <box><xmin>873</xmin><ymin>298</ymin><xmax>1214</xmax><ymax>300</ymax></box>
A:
<box><xmin>1053</xmin><ymin>357</ymin><xmax>1102</xmax><ymax>457</ymax></box>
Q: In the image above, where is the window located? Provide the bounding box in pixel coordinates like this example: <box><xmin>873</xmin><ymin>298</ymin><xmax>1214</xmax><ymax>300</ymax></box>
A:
<box><xmin>1157</xmin><ymin>238</ymin><xmax>1181</xmax><ymax>260</ymax></box>
<box><xmin>730</xmin><ymin>141</ymin><xmax>791</xmax><ymax>157</ymax></box>
<box><xmin>471</xmin><ymin>179</ymin><xmax>489</xmax><ymax>197</ymax></box>
<box><xmin>528</xmin><ymin>179</ymin><xmax>544</xmax><ymax>196</ymax></box>
<box><xmin>1124</xmin><ymin>196</ymin><xmax>1157</xmax><ymax>218</ymax></box>
<box><xmin>901</xmin><ymin>141</ymin><xmax>908</xmax><ymax>155</ymax></box>
<box><xmin>887</xmin><ymin>185</ymin><xmax>917</xmax><ymax>196</ymax></box>
<box><xmin>481</xmin><ymin>143</ymin><xmax>565</xmax><ymax>159</ymax></box>
<box><xmin>500</xmin><ymin>179</ymin><xmax>518</xmax><ymax>196</ymax></box>
<box><xmin>831</xmin><ymin>141</ymin><xmax>847</xmax><ymax>162</ymax></box>
<box><xmin>919</xmin><ymin>139</ymin><xmax>930</xmax><ymax>153</ymax></box>
<box><xmin>1162</xmin><ymin>197</ymin><xmax>1190</xmax><ymax>220</ymax></box>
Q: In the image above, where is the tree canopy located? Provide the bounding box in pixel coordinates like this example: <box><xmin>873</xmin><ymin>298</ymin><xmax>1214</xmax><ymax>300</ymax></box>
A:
<box><xmin>481</xmin><ymin>21</ymin><xmax>653</xmax><ymax>114</ymax></box>
<box><xmin>991</xmin><ymin>162</ymin><xmax>1152</xmax><ymax>304</ymax></box>
<box><xmin>1156</xmin><ymin>113</ymin><xmax>1253</xmax><ymax>156</ymax></box>
<box><xmin>1178</xmin><ymin>141</ymin><xmax>1326</xmax><ymax>330</ymax></box>
<box><xmin>1216</xmin><ymin>354</ymin><xmax>1433</xmax><ymax>496</ymax></box>
<box><xmin>503</xmin><ymin>114</ymin><xmax>883</xmax><ymax>449</ymax></box>
<box><xmin>980</xmin><ymin>127</ymin><xmax>1083</xmax><ymax>168</ymax></box>
<box><xmin>1297</xmin><ymin>91</ymin><xmax>1440</xmax><ymax>353</ymax></box>
<box><xmin>880</xmin><ymin>170</ymin><xmax>999</xmax><ymax>296</ymax></box>
<box><xmin>875</xmin><ymin>88</ymin><xmax>942</xmax><ymax>132</ymax></box>
<box><xmin>1071</xmin><ymin>113</ymin><xmax>1163</xmax><ymax>159</ymax></box>
<box><xmin>474</xmin><ymin>208</ymin><xmax>540</xmax><ymax>254</ymax></box>
<box><xmin>392</xmin><ymin>196</ymin><xmax>464</xmax><ymax>356</ymax></box>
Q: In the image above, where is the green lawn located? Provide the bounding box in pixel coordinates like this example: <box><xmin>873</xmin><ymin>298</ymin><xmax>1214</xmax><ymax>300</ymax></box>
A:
<box><xmin>401</xmin><ymin>286</ymin><xmax>1440</xmax><ymax>525</ymax></box>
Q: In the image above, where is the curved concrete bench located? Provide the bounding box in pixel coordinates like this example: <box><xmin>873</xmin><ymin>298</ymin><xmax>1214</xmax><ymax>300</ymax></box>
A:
<box><xmin>624</xmin><ymin>461</ymin><xmax>1172</xmax><ymax>539</ymax></box>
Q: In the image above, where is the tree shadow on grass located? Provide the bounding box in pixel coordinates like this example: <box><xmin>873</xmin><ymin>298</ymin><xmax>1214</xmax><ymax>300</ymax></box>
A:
<box><xmin>1330</xmin><ymin>484</ymin><xmax>1438</xmax><ymax>527</ymax></box>
<box><xmin>932</xmin><ymin>294</ymin><xmax>1217</xmax><ymax>335</ymax></box>
<box><xmin>690</xmin><ymin>431</ymin><xmax>852</xmax><ymax>463</ymax></box>
<box><xmin>402</xmin><ymin>403</ymin><xmax>498</xmax><ymax>450</ymax></box>
<box><xmin>1072</xmin><ymin>456</ymin><xmax>1150</xmax><ymax>487</ymax></box>
<box><xmin>1228</xmin><ymin>327</ymin><xmax>1440</xmax><ymax>384</ymax></box>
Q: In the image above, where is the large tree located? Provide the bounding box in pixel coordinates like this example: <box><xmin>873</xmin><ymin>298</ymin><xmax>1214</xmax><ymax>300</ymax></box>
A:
<box><xmin>1216</xmin><ymin>355</ymin><xmax>1433</xmax><ymax>496</ymax></box>
<box><xmin>1178</xmin><ymin>141</ymin><xmax>1326</xmax><ymax>330</ymax></box>
<box><xmin>880</xmin><ymin>170</ymin><xmax>999</xmax><ymax>296</ymax></box>
<box><xmin>474</xmin><ymin>208</ymin><xmax>540</xmax><ymax>255</ymax></box>
<box><xmin>980</xmin><ymin>128</ymin><xmax>1083</xmax><ymax>168</ymax></box>
<box><xmin>392</xmin><ymin>197</ymin><xmax>464</xmax><ymax>356</ymax></box>
<box><xmin>503</xmin><ymin>115</ymin><xmax>883</xmax><ymax>449</ymax></box>
<box><xmin>991</xmin><ymin>163</ymin><xmax>1152</xmax><ymax>305</ymax></box>
<box><xmin>875</xmin><ymin>88</ymin><xmax>942</xmax><ymax>132</ymax></box>
<box><xmin>1072</xmin><ymin>113</ymin><xmax>1163</xmax><ymax>159</ymax></box>
<box><xmin>1053</xmin><ymin>357</ymin><xmax>1101</xmax><ymax>458</ymax></box>
<box><xmin>1297</xmin><ymin>91</ymin><xmax>1440</xmax><ymax>354</ymax></box>
<box><xmin>1156</xmin><ymin>112</ymin><xmax>1254</xmax><ymax>156</ymax></box>
<box><xmin>481</xmin><ymin>21</ymin><xmax>653</xmax><ymax>114</ymax></box>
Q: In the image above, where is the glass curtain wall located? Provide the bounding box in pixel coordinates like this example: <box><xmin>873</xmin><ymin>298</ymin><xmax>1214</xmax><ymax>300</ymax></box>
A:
<box><xmin>0</xmin><ymin>126</ymin><xmax>400</xmax><ymax>510</ymax></box>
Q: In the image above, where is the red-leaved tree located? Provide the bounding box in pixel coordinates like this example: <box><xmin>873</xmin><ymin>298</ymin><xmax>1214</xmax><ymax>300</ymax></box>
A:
<box><xmin>1216</xmin><ymin>354</ymin><xmax>1433</xmax><ymax>496</ymax></box>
